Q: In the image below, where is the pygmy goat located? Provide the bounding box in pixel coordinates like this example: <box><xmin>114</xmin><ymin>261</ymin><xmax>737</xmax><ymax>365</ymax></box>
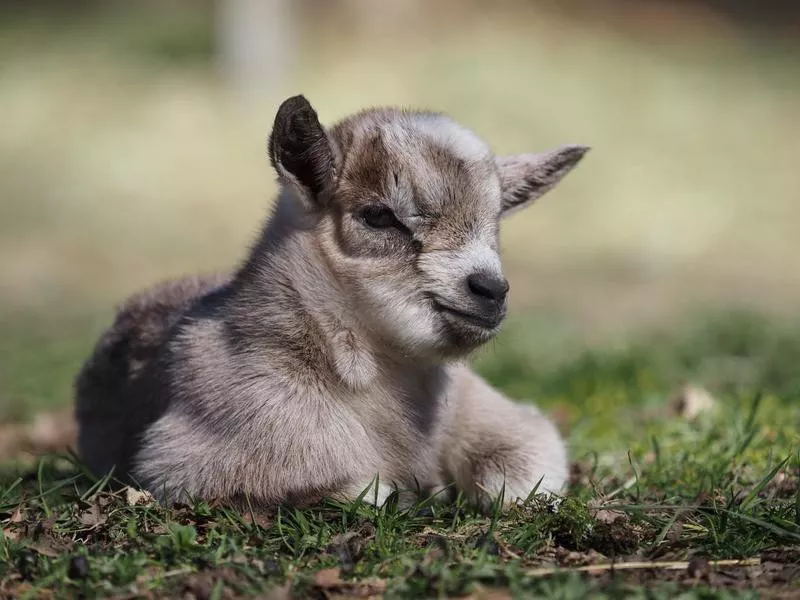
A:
<box><xmin>74</xmin><ymin>95</ymin><xmax>589</xmax><ymax>510</ymax></box>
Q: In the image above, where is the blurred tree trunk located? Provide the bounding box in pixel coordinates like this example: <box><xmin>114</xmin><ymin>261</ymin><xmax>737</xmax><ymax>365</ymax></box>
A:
<box><xmin>216</xmin><ymin>0</ymin><xmax>293</xmax><ymax>97</ymax></box>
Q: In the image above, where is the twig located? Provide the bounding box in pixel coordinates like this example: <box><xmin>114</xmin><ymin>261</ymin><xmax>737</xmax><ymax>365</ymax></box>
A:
<box><xmin>524</xmin><ymin>557</ymin><xmax>761</xmax><ymax>578</ymax></box>
<box><xmin>160</xmin><ymin>567</ymin><xmax>196</xmax><ymax>579</ymax></box>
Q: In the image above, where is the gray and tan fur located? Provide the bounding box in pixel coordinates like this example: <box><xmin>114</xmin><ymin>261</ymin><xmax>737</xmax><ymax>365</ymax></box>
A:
<box><xmin>75</xmin><ymin>96</ymin><xmax>589</xmax><ymax>509</ymax></box>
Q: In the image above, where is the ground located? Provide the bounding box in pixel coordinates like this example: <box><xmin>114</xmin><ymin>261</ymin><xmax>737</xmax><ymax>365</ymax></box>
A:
<box><xmin>1</xmin><ymin>312</ymin><xmax>798</xmax><ymax>599</ymax></box>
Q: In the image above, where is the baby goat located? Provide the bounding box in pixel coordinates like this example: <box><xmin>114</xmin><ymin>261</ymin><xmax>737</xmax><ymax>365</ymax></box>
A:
<box><xmin>75</xmin><ymin>96</ymin><xmax>589</xmax><ymax>509</ymax></box>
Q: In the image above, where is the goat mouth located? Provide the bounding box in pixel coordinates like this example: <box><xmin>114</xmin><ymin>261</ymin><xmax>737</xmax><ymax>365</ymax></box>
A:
<box><xmin>433</xmin><ymin>301</ymin><xmax>504</xmax><ymax>330</ymax></box>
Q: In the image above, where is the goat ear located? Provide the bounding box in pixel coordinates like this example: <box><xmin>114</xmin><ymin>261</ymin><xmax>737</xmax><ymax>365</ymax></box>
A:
<box><xmin>496</xmin><ymin>145</ymin><xmax>589</xmax><ymax>218</ymax></box>
<box><xmin>268</xmin><ymin>95</ymin><xmax>336</xmax><ymax>207</ymax></box>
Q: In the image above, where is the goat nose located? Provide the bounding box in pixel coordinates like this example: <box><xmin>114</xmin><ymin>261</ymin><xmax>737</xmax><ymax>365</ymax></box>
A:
<box><xmin>467</xmin><ymin>271</ymin><xmax>509</xmax><ymax>303</ymax></box>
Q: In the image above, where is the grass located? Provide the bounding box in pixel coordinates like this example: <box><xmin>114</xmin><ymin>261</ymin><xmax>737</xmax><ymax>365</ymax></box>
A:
<box><xmin>1</xmin><ymin>312</ymin><xmax>798</xmax><ymax>598</ymax></box>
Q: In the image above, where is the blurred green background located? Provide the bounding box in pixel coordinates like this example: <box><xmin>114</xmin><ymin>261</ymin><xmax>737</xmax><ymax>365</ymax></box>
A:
<box><xmin>1</xmin><ymin>0</ymin><xmax>799</xmax><ymax>424</ymax></box>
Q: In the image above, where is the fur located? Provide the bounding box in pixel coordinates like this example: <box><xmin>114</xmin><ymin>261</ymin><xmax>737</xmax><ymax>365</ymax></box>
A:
<box><xmin>74</xmin><ymin>96</ymin><xmax>589</xmax><ymax>509</ymax></box>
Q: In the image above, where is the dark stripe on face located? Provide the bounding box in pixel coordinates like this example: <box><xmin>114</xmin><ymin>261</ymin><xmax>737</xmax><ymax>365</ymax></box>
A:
<box><xmin>329</xmin><ymin>202</ymin><xmax>416</xmax><ymax>260</ymax></box>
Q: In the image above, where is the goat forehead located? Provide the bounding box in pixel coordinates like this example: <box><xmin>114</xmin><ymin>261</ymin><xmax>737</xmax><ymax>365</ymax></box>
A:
<box><xmin>381</xmin><ymin>115</ymin><xmax>492</xmax><ymax>164</ymax></box>
<box><xmin>396</xmin><ymin>148</ymin><xmax>501</xmax><ymax>232</ymax></box>
<box><xmin>337</xmin><ymin>114</ymin><xmax>501</xmax><ymax>218</ymax></box>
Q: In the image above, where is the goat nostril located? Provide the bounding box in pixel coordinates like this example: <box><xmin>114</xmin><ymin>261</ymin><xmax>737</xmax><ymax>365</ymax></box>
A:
<box><xmin>467</xmin><ymin>272</ymin><xmax>509</xmax><ymax>302</ymax></box>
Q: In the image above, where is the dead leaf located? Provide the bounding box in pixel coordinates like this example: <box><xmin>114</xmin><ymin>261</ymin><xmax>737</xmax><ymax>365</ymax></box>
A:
<box><xmin>150</xmin><ymin>523</ymin><xmax>169</xmax><ymax>535</ymax></box>
<box><xmin>311</xmin><ymin>568</ymin><xmax>386</xmax><ymax>598</ymax></box>
<box><xmin>672</xmin><ymin>384</ymin><xmax>717</xmax><ymax>419</ymax></box>
<box><xmin>555</xmin><ymin>547</ymin><xmax>607</xmax><ymax>567</ymax></box>
<box><xmin>587</xmin><ymin>499</ymin><xmax>629</xmax><ymax>524</ymax></box>
<box><xmin>262</xmin><ymin>581</ymin><xmax>293</xmax><ymax>600</ymax></box>
<box><xmin>27</xmin><ymin>539</ymin><xmax>62</xmax><ymax>557</ymax></box>
<box><xmin>10</xmin><ymin>505</ymin><xmax>25</xmax><ymax>523</ymax></box>
<box><xmin>469</xmin><ymin>586</ymin><xmax>513</xmax><ymax>600</ymax></box>
<box><xmin>241</xmin><ymin>506</ymin><xmax>276</xmax><ymax>529</ymax></box>
<box><xmin>330</xmin><ymin>531</ymin><xmax>360</xmax><ymax>546</ymax></box>
<box><xmin>78</xmin><ymin>503</ymin><xmax>107</xmax><ymax>529</ymax></box>
<box><xmin>33</xmin><ymin>514</ymin><xmax>58</xmax><ymax>538</ymax></box>
<box><xmin>181</xmin><ymin>569</ymin><xmax>242</xmax><ymax>600</ymax></box>
<box><xmin>96</xmin><ymin>493</ymin><xmax>116</xmax><ymax>509</ymax></box>
<box><xmin>314</xmin><ymin>567</ymin><xmax>342</xmax><ymax>589</ymax></box>
<box><xmin>125</xmin><ymin>487</ymin><xmax>155</xmax><ymax>506</ymax></box>
<box><xmin>343</xmin><ymin>579</ymin><xmax>387</xmax><ymax>598</ymax></box>
<box><xmin>592</xmin><ymin>508</ymin><xmax>627</xmax><ymax>524</ymax></box>
<box><xmin>135</xmin><ymin>566</ymin><xmax>162</xmax><ymax>586</ymax></box>
<box><xmin>2</xmin><ymin>583</ymin><xmax>34</xmax><ymax>599</ymax></box>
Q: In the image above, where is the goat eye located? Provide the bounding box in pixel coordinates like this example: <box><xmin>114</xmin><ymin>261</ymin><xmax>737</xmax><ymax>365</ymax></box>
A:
<box><xmin>360</xmin><ymin>205</ymin><xmax>399</xmax><ymax>229</ymax></box>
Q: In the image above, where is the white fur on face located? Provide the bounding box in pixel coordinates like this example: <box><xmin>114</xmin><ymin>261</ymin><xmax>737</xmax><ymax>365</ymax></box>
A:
<box><xmin>420</xmin><ymin>238</ymin><xmax>504</xmax><ymax>307</ymax></box>
<box><xmin>377</xmin><ymin>116</ymin><xmax>490</xmax><ymax>162</ymax></box>
<box><xmin>317</xmin><ymin>226</ymin><xmax>444</xmax><ymax>356</ymax></box>
<box><xmin>412</xmin><ymin>115</ymin><xmax>492</xmax><ymax>164</ymax></box>
<box><xmin>353</xmin><ymin>237</ymin><xmax>506</xmax><ymax>357</ymax></box>
<box><xmin>360</xmin><ymin>278</ymin><xmax>442</xmax><ymax>352</ymax></box>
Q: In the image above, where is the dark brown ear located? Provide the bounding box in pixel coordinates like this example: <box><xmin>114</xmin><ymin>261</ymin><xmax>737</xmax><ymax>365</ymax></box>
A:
<box><xmin>268</xmin><ymin>95</ymin><xmax>336</xmax><ymax>206</ymax></box>
<box><xmin>496</xmin><ymin>145</ymin><xmax>589</xmax><ymax>218</ymax></box>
